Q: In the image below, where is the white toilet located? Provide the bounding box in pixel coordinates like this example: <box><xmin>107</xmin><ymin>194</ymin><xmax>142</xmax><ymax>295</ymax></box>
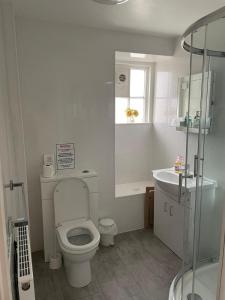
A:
<box><xmin>53</xmin><ymin>176</ymin><xmax>100</xmax><ymax>288</ymax></box>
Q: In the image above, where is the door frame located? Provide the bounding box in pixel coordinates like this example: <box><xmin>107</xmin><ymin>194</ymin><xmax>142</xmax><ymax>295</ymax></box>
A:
<box><xmin>0</xmin><ymin>160</ymin><xmax>13</xmax><ymax>300</ymax></box>
<box><xmin>218</xmin><ymin>206</ymin><xmax>225</xmax><ymax>300</ymax></box>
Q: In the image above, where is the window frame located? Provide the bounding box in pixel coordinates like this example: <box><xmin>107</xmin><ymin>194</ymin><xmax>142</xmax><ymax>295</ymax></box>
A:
<box><xmin>115</xmin><ymin>62</ymin><xmax>154</xmax><ymax>125</ymax></box>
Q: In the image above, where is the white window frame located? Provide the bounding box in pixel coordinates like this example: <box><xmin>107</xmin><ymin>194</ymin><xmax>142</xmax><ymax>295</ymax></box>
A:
<box><xmin>115</xmin><ymin>62</ymin><xmax>154</xmax><ymax>125</ymax></box>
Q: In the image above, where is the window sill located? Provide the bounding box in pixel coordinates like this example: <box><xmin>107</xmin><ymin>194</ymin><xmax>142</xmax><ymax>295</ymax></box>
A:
<box><xmin>115</xmin><ymin>122</ymin><xmax>153</xmax><ymax>126</ymax></box>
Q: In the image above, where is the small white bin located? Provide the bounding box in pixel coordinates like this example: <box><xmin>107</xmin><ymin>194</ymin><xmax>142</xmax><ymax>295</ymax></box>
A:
<box><xmin>99</xmin><ymin>218</ymin><xmax>118</xmax><ymax>247</ymax></box>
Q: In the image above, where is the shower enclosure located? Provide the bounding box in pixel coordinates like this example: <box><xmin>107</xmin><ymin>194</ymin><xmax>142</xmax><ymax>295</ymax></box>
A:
<box><xmin>169</xmin><ymin>6</ymin><xmax>225</xmax><ymax>300</ymax></box>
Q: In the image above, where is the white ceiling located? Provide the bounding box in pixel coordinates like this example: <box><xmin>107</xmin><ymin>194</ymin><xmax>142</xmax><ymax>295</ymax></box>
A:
<box><xmin>14</xmin><ymin>0</ymin><xmax>225</xmax><ymax>37</ymax></box>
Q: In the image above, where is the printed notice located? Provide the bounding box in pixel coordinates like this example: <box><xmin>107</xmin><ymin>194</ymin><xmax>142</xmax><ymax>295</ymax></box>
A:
<box><xmin>56</xmin><ymin>143</ymin><xmax>75</xmax><ymax>170</ymax></box>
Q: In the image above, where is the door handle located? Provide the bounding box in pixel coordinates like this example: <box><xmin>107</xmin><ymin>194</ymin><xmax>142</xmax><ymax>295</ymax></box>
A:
<box><xmin>178</xmin><ymin>173</ymin><xmax>193</xmax><ymax>203</ymax></box>
<box><xmin>194</xmin><ymin>155</ymin><xmax>204</xmax><ymax>177</ymax></box>
<box><xmin>178</xmin><ymin>173</ymin><xmax>183</xmax><ymax>203</ymax></box>
<box><xmin>169</xmin><ymin>206</ymin><xmax>174</xmax><ymax>216</ymax></box>
<box><xmin>194</xmin><ymin>155</ymin><xmax>198</xmax><ymax>177</ymax></box>
<box><xmin>4</xmin><ymin>180</ymin><xmax>24</xmax><ymax>191</ymax></box>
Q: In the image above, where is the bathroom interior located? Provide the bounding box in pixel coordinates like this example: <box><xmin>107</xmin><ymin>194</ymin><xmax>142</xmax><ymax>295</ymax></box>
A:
<box><xmin>1</xmin><ymin>1</ymin><xmax>225</xmax><ymax>300</ymax></box>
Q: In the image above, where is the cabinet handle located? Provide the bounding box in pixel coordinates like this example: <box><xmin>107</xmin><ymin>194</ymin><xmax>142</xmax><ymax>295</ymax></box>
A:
<box><xmin>169</xmin><ymin>206</ymin><xmax>174</xmax><ymax>216</ymax></box>
<box><xmin>164</xmin><ymin>202</ymin><xmax>168</xmax><ymax>212</ymax></box>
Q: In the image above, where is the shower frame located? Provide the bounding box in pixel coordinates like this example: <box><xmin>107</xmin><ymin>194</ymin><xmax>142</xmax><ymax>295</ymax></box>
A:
<box><xmin>171</xmin><ymin>5</ymin><xmax>225</xmax><ymax>300</ymax></box>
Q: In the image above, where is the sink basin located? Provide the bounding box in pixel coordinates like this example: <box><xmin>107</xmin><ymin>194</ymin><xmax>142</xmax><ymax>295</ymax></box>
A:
<box><xmin>153</xmin><ymin>170</ymin><xmax>179</xmax><ymax>185</ymax></box>
<box><xmin>153</xmin><ymin>168</ymin><xmax>215</xmax><ymax>197</ymax></box>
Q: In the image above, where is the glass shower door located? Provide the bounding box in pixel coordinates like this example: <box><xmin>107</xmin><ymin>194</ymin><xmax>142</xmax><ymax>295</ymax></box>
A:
<box><xmin>190</xmin><ymin>18</ymin><xmax>225</xmax><ymax>300</ymax></box>
<box><xmin>180</xmin><ymin>26</ymin><xmax>208</xmax><ymax>300</ymax></box>
<box><xmin>181</xmin><ymin>20</ymin><xmax>225</xmax><ymax>300</ymax></box>
<box><xmin>189</xmin><ymin>24</ymin><xmax>212</xmax><ymax>300</ymax></box>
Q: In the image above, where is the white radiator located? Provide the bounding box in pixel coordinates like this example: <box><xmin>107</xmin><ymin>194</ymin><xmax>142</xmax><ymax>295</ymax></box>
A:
<box><xmin>15</xmin><ymin>224</ymin><xmax>35</xmax><ymax>300</ymax></box>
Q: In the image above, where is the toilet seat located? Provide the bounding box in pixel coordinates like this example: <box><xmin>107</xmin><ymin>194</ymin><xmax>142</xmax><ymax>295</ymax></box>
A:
<box><xmin>56</xmin><ymin>219</ymin><xmax>100</xmax><ymax>255</ymax></box>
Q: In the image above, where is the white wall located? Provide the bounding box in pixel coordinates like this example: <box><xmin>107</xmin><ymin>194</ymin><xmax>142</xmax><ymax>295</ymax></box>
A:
<box><xmin>15</xmin><ymin>17</ymin><xmax>175</xmax><ymax>252</ymax></box>
<box><xmin>152</xmin><ymin>46</ymin><xmax>203</xmax><ymax>169</ymax></box>
<box><xmin>115</xmin><ymin>124</ymin><xmax>153</xmax><ymax>184</ymax></box>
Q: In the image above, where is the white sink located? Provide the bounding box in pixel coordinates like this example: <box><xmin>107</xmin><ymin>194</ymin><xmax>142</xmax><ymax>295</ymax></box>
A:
<box><xmin>153</xmin><ymin>170</ymin><xmax>180</xmax><ymax>185</ymax></box>
<box><xmin>153</xmin><ymin>168</ymin><xmax>215</xmax><ymax>197</ymax></box>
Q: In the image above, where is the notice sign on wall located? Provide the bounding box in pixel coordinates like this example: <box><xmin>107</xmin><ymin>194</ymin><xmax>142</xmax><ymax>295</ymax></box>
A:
<box><xmin>56</xmin><ymin>143</ymin><xmax>75</xmax><ymax>170</ymax></box>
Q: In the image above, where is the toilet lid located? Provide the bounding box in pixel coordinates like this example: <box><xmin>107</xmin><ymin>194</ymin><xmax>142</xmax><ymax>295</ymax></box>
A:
<box><xmin>54</xmin><ymin>178</ymin><xmax>89</xmax><ymax>225</ymax></box>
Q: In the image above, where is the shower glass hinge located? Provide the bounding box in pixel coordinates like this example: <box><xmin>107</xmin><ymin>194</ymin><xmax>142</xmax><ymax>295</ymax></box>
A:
<box><xmin>4</xmin><ymin>180</ymin><xmax>24</xmax><ymax>191</ymax></box>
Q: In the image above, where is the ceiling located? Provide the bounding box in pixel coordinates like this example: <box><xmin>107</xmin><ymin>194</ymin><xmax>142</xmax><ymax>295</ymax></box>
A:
<box><xmin>14</xmin><ymin>0</ymin><xmax>225</xmax><ymax>37</ymax></box>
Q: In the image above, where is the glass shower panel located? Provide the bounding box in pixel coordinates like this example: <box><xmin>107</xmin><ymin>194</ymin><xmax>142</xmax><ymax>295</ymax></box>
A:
<box><xmin>190</xmin><ymin>25</ymin><xmax>211</xmax><ymax>300</ymax></box>
<box><xmin>180</xmin><ymin>24</ymin><xmax>217</xmax><ymax>300</ymax></box>
<box><xmin>180</xmin><ymin>27</ymin><xmax>206</xmax><ymax>300</ymax></box>
<box><xmin>191</xmin><ymin>18</ymin><xmax>225</xmax><ymax>300</ymax></box>
<box><xmin>172</xmin><ymin>7</ymin><xmax>225</xmax><ymax>300</ymax></box>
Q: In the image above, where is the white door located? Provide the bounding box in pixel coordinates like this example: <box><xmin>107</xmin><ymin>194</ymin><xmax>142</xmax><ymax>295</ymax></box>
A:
<box><xmin>0</xmin><ymin>162</ymin><xmax>14</xmax><ymax>300</ymax></box>
<box><xmin>0</xmin><ymin>3</ymin><xmax>29</xmax><ymax>299</ymax></box>
<box><xmin>0</xmin><ymin>14</ymin><xmax>17</xmax><ymax>300</ymax></box>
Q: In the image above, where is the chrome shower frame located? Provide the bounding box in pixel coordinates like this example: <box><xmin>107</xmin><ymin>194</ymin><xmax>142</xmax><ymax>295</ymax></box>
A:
<box><xmin>181</xmin><ymin>6</ymin><xmax>225</xmax><ymax>57</ymax></box>
<box><xmin>171</xmin><ymin>5</ymin><xmax>225</xmax><ymax>300</ymax></box>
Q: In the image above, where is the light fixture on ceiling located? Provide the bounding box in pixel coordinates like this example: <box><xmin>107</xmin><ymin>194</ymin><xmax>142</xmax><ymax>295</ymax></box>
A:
<box><xmin>130</xmin><ymin>53</ymin><xmax>147</xmax><ymax>58</ymax></box>
<box><xmin>93</xmin><ymin>0</ymin><xmax>129</xmax><ymax>5</ymax></box>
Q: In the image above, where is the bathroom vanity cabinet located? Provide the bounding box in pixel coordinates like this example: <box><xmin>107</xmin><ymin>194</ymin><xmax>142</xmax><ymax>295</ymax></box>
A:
<box><xmin>154</xmin><ymin>185</ymin><xmax>186</xmax><ymax>258</ymax></box>
<box><xmin>153</xmin><ymin>168</ymin><xmax>217</xmax><ymax>259</ymax></box>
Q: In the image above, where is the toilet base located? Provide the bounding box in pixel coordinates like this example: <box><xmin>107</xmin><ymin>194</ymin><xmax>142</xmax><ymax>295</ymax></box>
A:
<box><xmin>64</xmin><ymin>259</ymin><xmax>91</xmax><ymax>288</ymax></box>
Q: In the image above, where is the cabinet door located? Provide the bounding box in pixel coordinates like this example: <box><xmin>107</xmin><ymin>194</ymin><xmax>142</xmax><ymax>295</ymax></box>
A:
<box><xmin>154</xmin><ymin>189</ymin><xmax>170</xmax><ymax>244</ymax></box>
<box><xmin>167</xmin><ymin>198</ymin><xmax>184</xmax><ymax>258</ymax></box>
<box><xmin>154</xmin><ymin>188</ymin><xmax>189</xmax><ymax>258</ymax></box>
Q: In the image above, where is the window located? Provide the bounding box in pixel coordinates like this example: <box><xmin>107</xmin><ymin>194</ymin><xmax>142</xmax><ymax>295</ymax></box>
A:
<box><xmin>115</xmin><ymin>65</ymin><xmax>150</xmax><ymax>124</ymax></box>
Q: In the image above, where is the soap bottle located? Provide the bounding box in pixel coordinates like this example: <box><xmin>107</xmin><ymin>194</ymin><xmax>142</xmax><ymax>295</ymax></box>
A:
<box><xmin>174</xmin><ymin>156</ymin><xmax>181</xmax><ymax>173</ymax></box>
<box><xmin>174</xmin><ymin>155</ymin><xmax>185</xmax><ymax>173</ymax></box>
<box><xmin>180</xmin><ymin>156</ymin><xmax>185</xmax><ymax>173</ymax></box>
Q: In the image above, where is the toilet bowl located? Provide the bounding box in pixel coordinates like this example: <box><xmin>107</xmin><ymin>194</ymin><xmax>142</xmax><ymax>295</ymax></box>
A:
<box><xmin>56</xmin><ymin>219</ymin><xmax>100</xmax><ymax>287</ymax></box>
<box><xmin>53</xmin><ymin>175</ymin><xmax>100</xmax><ymax>287</ymax></box>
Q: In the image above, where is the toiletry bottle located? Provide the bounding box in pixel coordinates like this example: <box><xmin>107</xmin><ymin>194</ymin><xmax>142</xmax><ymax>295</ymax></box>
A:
<box><xmin>185</xmin><ymin>112</ymin><xmax>192</xmax><ymax>128</ymax></box>
<box><xmin>193</xmin><ymin>111</ymin><xmax>200</xmax><ymax>128</ymax></box>
<box><xmin>174</xmin><ymin>155</ymin><xmax>185</xmax><ymax>174</ymax></box>
<box><xmin>174</xmin><ymin>156</ymin><xmax>181</xmax><ymax>173</ymax></box>
<box><xmin>184</xmin><ymin>113</ymin><xmax>188</xmax><ymax>127</ymax></box>
<box><xmin>180</xmin><ymin>156</ymin><xmax>185</xmax><ymax>173</ymax></box>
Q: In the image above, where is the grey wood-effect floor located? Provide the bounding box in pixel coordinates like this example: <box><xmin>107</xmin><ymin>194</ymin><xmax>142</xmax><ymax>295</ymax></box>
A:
<box><xmin>32</xmin><ymin>229</ymin><xmax>181</xmax><ymax>300</ymax></box>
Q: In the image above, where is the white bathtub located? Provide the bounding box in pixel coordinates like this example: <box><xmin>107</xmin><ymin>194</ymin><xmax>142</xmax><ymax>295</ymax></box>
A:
<box><xmin>114</xmin><ymin>180</ymin><xmax>153</xmax><ymax>233</ymax></box>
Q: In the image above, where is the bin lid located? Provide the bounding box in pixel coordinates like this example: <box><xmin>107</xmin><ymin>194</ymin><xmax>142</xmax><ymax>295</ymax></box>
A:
<box><xmin>99</xmin><ymin>218</ymin><xmax>114</xmax><ymax>227</ymax></box>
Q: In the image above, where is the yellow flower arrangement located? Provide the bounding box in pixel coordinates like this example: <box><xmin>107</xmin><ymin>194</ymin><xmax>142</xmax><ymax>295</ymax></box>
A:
<box><xmin>133</xmin><ymin>110</ymin><xmax>139</xmax><ymax>117</ymax></box>
<box><xmin>125</xmin><ymin>108</ymin><xmax>139</xmax><ymax>122</ymax></box>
